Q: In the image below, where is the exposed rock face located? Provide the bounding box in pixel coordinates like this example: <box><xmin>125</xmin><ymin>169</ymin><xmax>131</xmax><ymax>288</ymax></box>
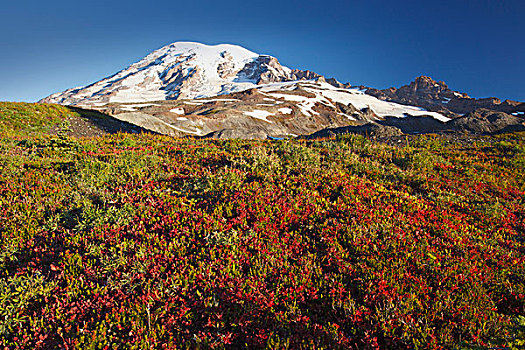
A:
<box><xmin>363</xmin><ymin>76</ymin><xmax>524</xmax><ymax>117</ymax></box>
<box><xmin>236</xmin><ymin>55</ymin><xmax>293</xmax><ymax>84</ymax></box>
<box><xmin>326</xmin><ymin>78</ymin><xmax>351</xmax><ymax>89</ymax></box>
<box><xmin>380</xmin><ymin>115</ymin><xmax>447</xmax><ymax>134</ymax></box>
<box><xmin>290</xmin><ymin>69</ymin><xmax>325</xmax><ymax>81</ymax></box>
<box><xmin>216</xmin><ymin>51</ymin><xmax>237</xmax><ymax>79</ymax></box>
<box><xmin>445</xmin><ymin>109</ymin><xmax>525</xmax><ymax>134</ymax></box>
<box><xmin>446</xmin><ymin>98</ymin><xmax>525</xmax><ymax>115</ymax></box>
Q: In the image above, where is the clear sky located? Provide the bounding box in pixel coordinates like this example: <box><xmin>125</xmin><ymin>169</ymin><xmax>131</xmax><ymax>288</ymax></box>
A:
<box><xmin>1</xmin><ymin>0</ymin><xmax>523</xmax><ymax>102</ymax></box>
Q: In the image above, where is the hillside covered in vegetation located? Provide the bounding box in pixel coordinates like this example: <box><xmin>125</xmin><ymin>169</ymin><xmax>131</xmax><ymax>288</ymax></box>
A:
<box><xmin>0</xmin><ymin>103</ymin><xmax>524</xmax><ymax>349</ymax></box>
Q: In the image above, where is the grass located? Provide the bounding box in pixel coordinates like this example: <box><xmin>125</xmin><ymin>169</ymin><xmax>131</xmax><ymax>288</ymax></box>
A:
<box><xmin>0</xmin><ymin>102</ymin><xmax>75</xmax><ymax>135</ymax></box>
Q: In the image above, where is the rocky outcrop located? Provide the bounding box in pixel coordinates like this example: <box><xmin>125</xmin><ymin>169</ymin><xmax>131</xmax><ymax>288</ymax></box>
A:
<box><xmin>445</xmin><ymin>109</ymin><xmax>525</xmax><ymax>134</ymax></box>
<box><xmin>363</xmin><ymin>76</ymin><xmax>524</xmax><ymax>117</ymax></box>
<box><xmin>446</xmin><ymin>98</ymin><xmax>525</xmax><ymax>115</ymax></box>
<box><xmin>304</xmin><ymin>108</ymin><xmax>525</xmax><ymax>139</ymax></box>
<box><xmin>325</xmin><ymin>78</ymin><xmax>351</xmax><ymax>89</ymax></box>
<box><xmin>289</xmin><ymin>69</ymin><xmax>324</xmax><ymax>81</ymax></box>
<box><xmin>380</xmin><ymin>115</ymin><xmax>447</xmax><ymax>134</ymax></box>
<box><xmin>236</xmin><ymin>55</ymin><xmax>292</xmax><ymax>84</ymax></box>
<box><xmin>380</xmin><ymin>109</ymin><xmax>525</xmax><ymax>135</ymax></box>
<box><xmin>216</xmin><ymin>51</ymin><xmax>237</xmax><ymax>79</ymax></box>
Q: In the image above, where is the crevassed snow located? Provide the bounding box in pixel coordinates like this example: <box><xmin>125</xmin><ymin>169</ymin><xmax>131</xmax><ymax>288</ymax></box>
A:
<box><xmin>125</xmin><ymin>42</ymin><xmax>261</xmax><ymax>100</ymax></box>
<box><xmin>244</xmin><ymin>110</ymin><xmax>273</xmax><ymax>123</ymax></box>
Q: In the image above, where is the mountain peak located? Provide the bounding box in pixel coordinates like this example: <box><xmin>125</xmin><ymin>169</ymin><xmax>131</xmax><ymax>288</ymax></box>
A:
<box><xmin>361</xmin><ymin>75</ymin><xmax>525</xmax><ymax>117</ymax></box>
<box><xmin>142</xmin><ymin>41</ymin><xmax>259</xmax><ymax>63</ymax></box>
<box><xmin>41</xmin><ymin>42</ymin><xmax>315</xmax><ymax>105</ymax></box>
<box><xmin>410</xmin><ymin>76</ymin><xmax>449</xmax><ymax>92</ymax></box>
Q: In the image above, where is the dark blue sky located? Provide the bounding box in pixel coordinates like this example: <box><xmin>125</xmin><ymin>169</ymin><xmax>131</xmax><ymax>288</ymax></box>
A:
<box><xmin>1</xmin><ymin>0</ymin><xmax>523</xmax><ymax>102</ymax></box>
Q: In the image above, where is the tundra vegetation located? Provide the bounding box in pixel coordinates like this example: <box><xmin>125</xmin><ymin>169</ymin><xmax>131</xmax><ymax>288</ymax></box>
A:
<box><xmin>0</xmin><ymin>103</ymin><xmax>524</xmax><ymax>349</ymax></box>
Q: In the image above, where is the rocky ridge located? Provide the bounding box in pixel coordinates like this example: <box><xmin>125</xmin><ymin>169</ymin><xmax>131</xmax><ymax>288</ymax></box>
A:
<box><xmin>362</xmin><ymin>76</ymin><xmax>525</xmax><ymax>117</ymax></box>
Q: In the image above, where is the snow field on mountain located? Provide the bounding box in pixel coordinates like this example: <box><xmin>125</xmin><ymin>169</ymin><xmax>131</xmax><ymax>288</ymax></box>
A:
<box><xmin>316</xmin><ymin>86</ymin><xmax>450</xmax><ymax>122</ymax></box>
<box><xmin>168</xmin><ymin>124</ymin><xmax>203</xmax><ymax>135</ymax></box>
<box><xmin>170</xmin><ymin>108</ymin><xmax>185</xmax><ymax>114</ymax></box>
<box><xmin>259</xmin><ymin>81</ymin><xmax>449</xmax><ymax>122</ymax></box>
<box><xmin>244</xmin><ymin>110</ymin><xmax>274</xmax><ymax>123</ymax></box>
<box><xmin>278</xmin><ymin>107</ymin><xmax>293</xmax><ymax>114</ymax></box>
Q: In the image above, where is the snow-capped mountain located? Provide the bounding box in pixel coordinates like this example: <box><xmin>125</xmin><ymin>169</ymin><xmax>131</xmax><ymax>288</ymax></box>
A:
<box><xmin>41</xmin><ymin>42</ymin><xmax>323</xmax><ymax>105</ymax></box>
<box><xmin>44</xmin><ymin>41</ymin><xmax>514</xmax><ymax>139</ymax></box>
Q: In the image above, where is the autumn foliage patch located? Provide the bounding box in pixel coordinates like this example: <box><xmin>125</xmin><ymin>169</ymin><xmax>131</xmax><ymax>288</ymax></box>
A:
<box><xmin>0</xmin><ymin>128</ymin><xmax>524</xmax><ymax>348</ymax></box>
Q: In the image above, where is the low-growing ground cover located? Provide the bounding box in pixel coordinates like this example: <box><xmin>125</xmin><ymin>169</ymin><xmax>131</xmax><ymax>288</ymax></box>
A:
<box><xmin>0</xmin><ymin>105</ymin><xmax>524</xmax><ymax>349</ymax></box>
<box><xmin>0</xmin><ymin>102</ymin><xmax>75</xmax><ymax>136</ymax></box>
<box><xmin>0</xmin><ymin>102</ymin><xmax>147</xmax><ymax>138</ymax></box>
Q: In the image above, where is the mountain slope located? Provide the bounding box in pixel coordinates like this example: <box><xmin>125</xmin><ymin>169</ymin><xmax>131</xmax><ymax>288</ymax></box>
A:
<box><xmin>41</xmin><ymin>42</ymin><xmax>322</xmax><ymax>106</ymax></box>
<box><xmin>0</xmin><ymin>102</ymin><xmax>148</xmax><ymax>137</ymax></box>
<box><xmin>84</xmin><ymin>79</ymin><xmax>450</xmax><ymax>139</ymax></box>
